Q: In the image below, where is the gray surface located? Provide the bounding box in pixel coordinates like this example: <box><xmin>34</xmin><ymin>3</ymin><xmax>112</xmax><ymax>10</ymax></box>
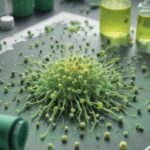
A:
<box><xmin>0</xmin><ymin>19</ymin><xmax>150</xmax><ymax>150</ymax></box>
<box><xmin>0</xmin><ymin>0</ymin><xmax>141</xmax><ymax>40</ymax></box>
<box><xmin>1</xmin><ymin>1</ymin><xmax>150</xmax><ymax>150</ymax></box>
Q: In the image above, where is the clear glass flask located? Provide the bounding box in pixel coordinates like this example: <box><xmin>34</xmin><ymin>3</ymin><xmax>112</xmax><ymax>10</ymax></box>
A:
<box><xmin>136</xmin><ymin>0</ymin><xmax>150</xmax><ymax>43</ymax></box>
<box><xmin>100</xmin><ymin>0</ymin><xmax>131</xmax><ymax>39</ymax></box>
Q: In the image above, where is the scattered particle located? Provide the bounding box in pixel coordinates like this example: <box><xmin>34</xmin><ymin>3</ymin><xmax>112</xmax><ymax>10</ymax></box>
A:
<box><xmin>123</xmin><ymin>131</ymin><xmax>128</xmax><ymax>138</ymax></box>
<box><xmin>104</xmin><ymin>131</ymin><xmax>110</xmax><ymax>141</ymax></box>
<box><xmin>61</xmin><ymin>135</ymin><xmax>68</xmax><ymax>144</ymax></box>
<box><xmin>40</xmin><ymin>134</ymin><xmax>46</xmax><ymax>141</ymax></box>
<box><xmin>141</xmin><ymin>65</ymin><xmax>148</xmax><ymax>73</ymax></box>
<box><xmin>74</xmin><ymin>141</ymin><xmax>80</xmax><ymax>150</ymax></box>
<box><xmin>48</xmin><ymin>143</ymin><xmax>55</xmax><ymax>150</ymax></box>
<box><xmin>64</xmin><ymin>126</ymin><xmax>69</xmax><ymax>133</ymax></box>
<box><xmin>36</xmin><ymin>121</ymin><xmax>40</xmax><ymax>129</ymax></box>
<box><xmin>119</xmin><ymin>141</ymin><xmax>127</xmax><ymax>150</ymax></box>
<box><xmin>96</xmin><ymin>135</ymin><xmax>100</xmax><ymax>141</ymax></box>
<box><xmin>79</xmin><ymin>131</ymin><xmax>85</xmax><ymax>139</ymax></box>
<box><xmin>118</xmin><ymin>116</ymin><xmax>123</xmax><ymax>126</ymax></box>
<box><xmin>136</xmin><ymin>123</ymin><xmax>144</xmax><ymax>133</ymax></box>
<box><xmin>147</xmin><ymin>106</ymin><xmax>150</xmax><ymax>112</ymax></box>
<box><xmin>106</xmin><ymin>122</ymin><xmax>112</xmax><ymax>130</ymax></box>
<box><xmin>4</xmin><ymin>87</ymin><xmax>8</xmax><ymax>94</ymax></box>
<box><xmin>79</xmin><ymin>122</ymin><xmax>86</xmax><ymax>130</ymax></box>
<box><xmin>4</xmin><ymin>102</ymin><xmax>9</xmax><ymax>110</ymax></box>
<box><xmin>137</xmin><ymin>107</ymin><xmax>142</xmax><ymax>115</ymax></box>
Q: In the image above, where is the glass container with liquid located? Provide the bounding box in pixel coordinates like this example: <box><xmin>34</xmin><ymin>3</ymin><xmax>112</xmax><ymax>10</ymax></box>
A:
<box><xmin>100</xmin><ymin>0</ymin><xmax>131</xmax><ymax>39</ymax></box>
<box><xmin>12</xmin><ymin>0</ymin><xmax>34</xmax><ymax>17</ymax></box>
<box><xmin>136</xmin><ymin>0</ymin><xmax>150</xmax><ymax>43</ymax></box>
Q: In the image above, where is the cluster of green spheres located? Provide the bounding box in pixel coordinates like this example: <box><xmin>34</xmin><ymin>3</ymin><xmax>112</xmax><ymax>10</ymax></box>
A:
<box><xmin>16</xmin><ymin>52</ymin><xmax>132</xmax><ymax>130</ymax></box>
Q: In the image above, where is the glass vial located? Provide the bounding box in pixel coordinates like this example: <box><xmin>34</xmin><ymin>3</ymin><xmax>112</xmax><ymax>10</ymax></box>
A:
<box><xmin>12</xmin><ymin>0</ymin><xmax>34</xmax><ymax>17</ymax></box>
<box><xmin>35</xmin><ymin>0</ymin><xmax>54</xmax><ymax>11</ymax></box>
<box><xmin>100</xmin><ymin>0</ymin><xmax>131</xmax><ymax>39</ymax></box>
<box><xmin>136</xmin><ymin>0</ymin><xmax>150</xmax><ymax>43</ymax></box>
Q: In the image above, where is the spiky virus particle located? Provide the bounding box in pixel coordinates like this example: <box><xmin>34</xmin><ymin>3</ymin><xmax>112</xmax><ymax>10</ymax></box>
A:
<box><xmin>2</xmin><ymin>46</ymin><xmax>141</xmax><ymax>140</ymax></box>
<box><xmin>14</xmin><ymin>52</ymin><xmax>133</xmax><ymax>129</ymax></box>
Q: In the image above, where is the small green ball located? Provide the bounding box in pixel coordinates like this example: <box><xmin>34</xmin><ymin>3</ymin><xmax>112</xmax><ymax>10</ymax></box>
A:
<box><xmin>50</xmin><ymin>92</ymin><xmax>58</xmax><ymax>100</ymax></box>
<box><xmin>118</xmin><ymin>116</ymin><xmax>123</xmax><ymax>125</ymax></box>
<box><xmin>24</xmin><ymin>56</ymin><xmax>28</xmax><ymax>64</ymax></box>
<box><xmin>52</xmin><ymin>123</ymin><xmax>56</xmax><ymax>129</ymax></box>
<box><xmin>19</xmin><ymin>87</ymin><xmax>24</xmax><ymax>94</ymax></box>
<box><xmin>123</xmin><ymin>131</ymin><xmax>128</xmax><ymax>138</ymax></box>
<box><xmin>35</xmin><ymin>41</ymin><xmax>40</xmax><ymax>48</ymax></box>
<box><xmin>141</xmin><ymin>65</ymin><xmax>147</xmax><ymax>73</ymax></box>
<box><xmin>54</xmin><ymin>106</ymin><xmax>58</xmax><ymax>113</ymax></box>
<box><xmin>40</xmin><ymin>134</ymin><xmax>46</xmax><ymax>141</ymax></box>
<box><xmin>100</xmin><ymin>116</ymin><xmax>105</xmax><ymax>122</ymax></box>
<box><xmin>11</xmin><ymin>82</ymin><xmax>15</xmax><ymax>87</ymax></box>
<box><xmin>79</xmin><ymin>98</ymin><xmax>85</xmax><ymax>104</ymax></box>
<box><xmin>39</xmin><ymin>50</ymin><xmax>43</xmax><ymax>54</ymax></box>
<box><xmin>69</xmin><ymin>113</ymin><xmax>75</xmax><ymax>118</ymax></box>
<box><xmin>48</xmin><ymin>117</ymin><xmax>54</xmax><ymax>123</ymax></box>
<box><xmin>61</xmin><ymin>135</ymin><xmax>68</xmax><ymax>144</ymax></box>
<box><xmin>95</xmin><ymin>135</ymin><xmax>100</xmax><ymax>141</ymax></box>
<box><xmin>48</xmin><ymin>143</ymin><xmax>55</xmax><ymax>150</ymax></box>
<box><xmin>104</xmin><ymin>131</ymin><xmax>110</xmax><ymax>141</ymax></box>
<box><xmin>106</xmin><ymin>122</ymin><xmax>112</xmax><ymax>130</ymax></box>
<box><xmin>71</xmin><ymin>108</ymin><xmax>76</xmax><ymax>113</ymax></box>
<box><xmin>95</xmin><ymin>114</ymin><xmax>100</xmax><ymax>119</ymax></box>
<box><xmin>79</xmin><ymin>122</ymin><xmax>86</xmax><ymax>130</ymax></box>
<box><xmin>79</xmin><ymin>131</ymin><xmax>85</xmax><ymax>139</ymax></box>
<box><xmin>4</xmin><ymin>87</ymin><xmax>8</xmax><ymax>94</ymax></box>
<box><xmin>131</xmin><ymin>74</ymin><xmax>135</xmax><ymax>81</ymax></box>
<box><xmin>133</xmin><ymin>86</ymin><xmax>138</xmax><ymax>95</ymax></box>
<box><xmin>147</xmin><ymin>106</ymin><xmax>150</xmax><ymax>113</ymax></box>
<box><xmin>4</xmin><ymin>102</ymin><xmax>9</xmax><ymax>110</ymax></box>
<box><xmin>136</xmin><ymin>123</ymin><xmax>144</xmax><ymax>132</ymax></box>
<box><xmin>45</xmin><ymin>113</ymin><xmax>49</xmax><ymax>119</ymax></box>
<box><xmin>74</xmin><ymin>141</ymin><xmax>80</xmax><ymax>150</ymax></box>
<box><xmin>119</xmin><ymin>141</ymin><xmax>127</xmax><ymax>150</ymax></box>
<box><xmin>11</xmin><ymin>71</ymin><xmax>15</xmax><ymax>78</ymax></box>
<box><xmin>132</xmin><ymin>95</ymin><xmax>137</xmax><ymax>102</ymax></box>
<box><xmin>64</xmin><ymin>126</ymin><xmax>69</xmax><ymax>133</ymax></box>
<box><xmin>137</xmin><ymin>107</ymin><xmax>141</xmax><ymax>115</ymax></box>
<box><xmin>58</xmin><ymin>84</ymin><xmax>63</xmax><ymax>89</ymax></box>
<box><xmin>87</xmin><ymin>116</ymin><xmax>91</xmax><ymax>121</ymax></box>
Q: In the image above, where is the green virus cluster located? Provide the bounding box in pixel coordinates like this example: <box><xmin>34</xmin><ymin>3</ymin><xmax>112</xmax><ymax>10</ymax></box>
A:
<box><xmin>11</xmin><ymin>50</ymin><xmax>137</xmax><ymax>134</ymax></box>
<box><xmin>0</xmin><ymin>18</ymin><xmax>150</xmax><ymax>150</ymax></box>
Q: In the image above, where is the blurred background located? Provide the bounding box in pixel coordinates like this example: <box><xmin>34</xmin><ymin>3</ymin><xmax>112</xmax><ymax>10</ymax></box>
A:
<box><xmin>0</xmin><ymin>0</ymin><xmax>142</xmax><ymax>39</ymax></box>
